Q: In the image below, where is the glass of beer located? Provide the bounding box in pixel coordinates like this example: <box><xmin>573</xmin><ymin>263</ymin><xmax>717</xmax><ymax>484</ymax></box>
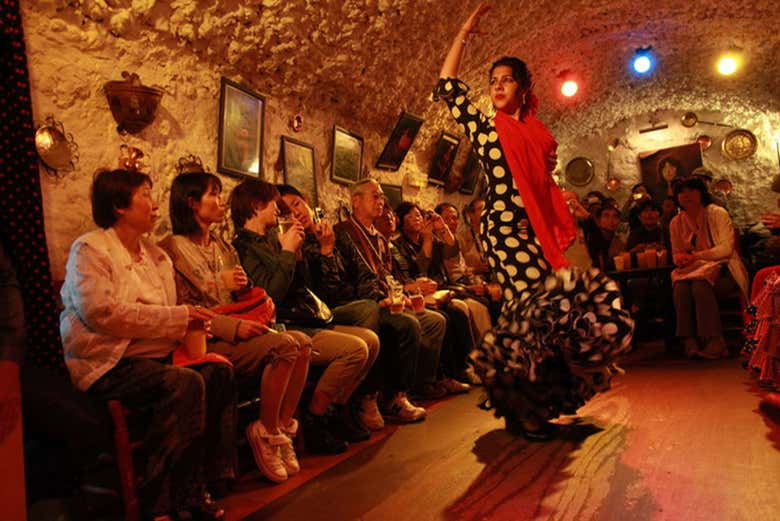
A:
<box><xmin>182</xmin><ymin>320</ymin><xmax>207</xmax><ymax>359</ymax></box>
<box><xmin>278</xmin><ymin>216</ymin><xmax>296</xmax><ymax>236</ymax></box>
<box><xmin>389</xmin><ymin>281</ymin><xmax>405</xmax><ymax>314</ymax></box>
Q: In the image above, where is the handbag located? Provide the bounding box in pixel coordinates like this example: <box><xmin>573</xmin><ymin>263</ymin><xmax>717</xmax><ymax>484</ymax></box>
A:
<box><xmin>275</xmin><ymin>286</ymin><xmax>334</xmax><ymax>328</ymax></box>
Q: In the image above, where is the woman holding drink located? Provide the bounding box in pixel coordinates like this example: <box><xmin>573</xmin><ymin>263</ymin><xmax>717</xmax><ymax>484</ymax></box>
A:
<box><xmin>434</xmin><ymin>3</ymin><xmax>633</xmax><ymax>439</ymax></box>
<box><xmin>160</xmin><ymin>171</ymin><xmax>312</xmax><ymax>484</ymax></box>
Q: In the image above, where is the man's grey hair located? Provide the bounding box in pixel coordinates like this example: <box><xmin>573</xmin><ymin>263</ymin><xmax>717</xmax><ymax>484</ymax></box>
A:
<box><xmin>350</xmin><ymin>178</ymin><xmax>381</xmax><ymax>198</ymax></box>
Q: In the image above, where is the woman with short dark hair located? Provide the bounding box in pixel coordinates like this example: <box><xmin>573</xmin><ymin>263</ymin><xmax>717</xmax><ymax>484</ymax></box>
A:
<box><xmin>670</xmin><ymin>177</ymin><xmax>748</xmax><ymax>358</ymax></box>
<box><xmin>159</xmin><ymin>171</ymin><xmax>312</xmax><ymax>484</ymax></box>
<box><xmin>62</xmin><ymin>169</ymin><xmax>230</xmax><ymax>519</ymax></box>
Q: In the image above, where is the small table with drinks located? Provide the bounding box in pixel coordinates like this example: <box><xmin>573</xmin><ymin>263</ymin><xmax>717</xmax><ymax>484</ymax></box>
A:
<box><xmin>607</xmin><ymin>248</ymin><xmax>676</xmax><ymax>351</ymax></box>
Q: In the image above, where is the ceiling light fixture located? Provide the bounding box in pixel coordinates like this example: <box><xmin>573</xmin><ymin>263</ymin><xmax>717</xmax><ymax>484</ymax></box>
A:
<box><xmin>632</xmin><ymin>47</ymin><xmax>655</xmax><ymax>75</ymax></box>
<box><xmin>716</xmin><ymin>49</ymin><xmax>743</xmax><ymax>76</ymax></box>
<box><xmin>561</xmin><ymin>80</ymin><xmax>578</xmax><ymax>97</ymax></box>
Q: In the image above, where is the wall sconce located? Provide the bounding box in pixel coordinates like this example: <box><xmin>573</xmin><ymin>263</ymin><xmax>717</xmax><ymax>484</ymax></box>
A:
<box><xmin>104</xmin><ymin>72</ymin><xmax>164</xmax><ymax>134</ymax></box>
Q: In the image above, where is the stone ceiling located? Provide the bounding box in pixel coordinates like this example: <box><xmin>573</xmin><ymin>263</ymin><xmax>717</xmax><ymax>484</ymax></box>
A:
<box><xmin>50</xmin><ymin>0</ymin><xmax>780</xmax><ymax>135</ymax></box>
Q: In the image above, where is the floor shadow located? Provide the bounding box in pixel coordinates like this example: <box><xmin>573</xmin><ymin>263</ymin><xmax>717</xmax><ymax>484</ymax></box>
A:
<box><xmin>758</xmin><ymin>397</ymin><xmax>780</xmax><ymax>451</ymax></box>
<box><xmin>443</xmin><ymin>421</ymin><xmax>606</xmax><ymax>521</ymax></box>
<box><xmin>742</xmin><ymin>374</ymin><xmax>780</xmax><ymax>451</ymax></box>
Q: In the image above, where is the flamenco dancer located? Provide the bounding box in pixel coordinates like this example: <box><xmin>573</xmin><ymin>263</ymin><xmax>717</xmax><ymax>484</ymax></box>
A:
<box><xmin>434</xmin><ymin>4</ymin><xmax>634</xmax><ymax>440</ymax></box>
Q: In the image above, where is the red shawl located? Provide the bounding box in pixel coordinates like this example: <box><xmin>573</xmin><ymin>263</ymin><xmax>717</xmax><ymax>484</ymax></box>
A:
<box><xmin>493</xmin><ymin>110</ymin><xmax>575</xmax><ymax>270</ymax></box>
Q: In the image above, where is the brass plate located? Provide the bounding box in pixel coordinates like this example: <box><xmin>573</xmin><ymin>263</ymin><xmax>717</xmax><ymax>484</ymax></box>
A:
<box><xmin>721</xmin><ymin>129</ymin><xmax>757</xmax><ymax>160</ymax></box>
<box><xmin>565</xmin><ymin>157</ymin><xmax>594</xmax><ymax>187</ymax></box>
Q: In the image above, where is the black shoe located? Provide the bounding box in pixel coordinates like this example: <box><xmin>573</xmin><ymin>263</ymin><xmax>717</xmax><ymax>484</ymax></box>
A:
<box><xmin>301</xmin><ymin>411</ymin><xmax>348</xmax><ymax>454</ymax></box>
<box><xmin>411</xmin><ymin>382</ymin><xmax>447</xmax><ymax>401</ymax></box>
<box><xmin>329</xmin><ymin>403</ymin><xmax>371</xmax><ymax>442</ymax></box>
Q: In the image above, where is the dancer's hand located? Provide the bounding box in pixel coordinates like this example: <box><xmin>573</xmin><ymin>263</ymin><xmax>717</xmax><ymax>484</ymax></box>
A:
<box><xmin>461</xmin><ymin>3</ymin><xmax>492</xmax><ymax>38</ymax></box>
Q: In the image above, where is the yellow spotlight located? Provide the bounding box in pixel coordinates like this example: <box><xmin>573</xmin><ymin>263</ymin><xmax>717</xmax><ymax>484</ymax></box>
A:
<box><xmin>717</xmin><ymin>52</ymin><xmax>741</xmax><ymax>76</ymax></box>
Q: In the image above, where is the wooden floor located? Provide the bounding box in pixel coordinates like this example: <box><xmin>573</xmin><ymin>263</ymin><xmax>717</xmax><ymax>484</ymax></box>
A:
<box><xmin>223</xmin><ymin>347</ymin><xmax>780</xmax><ymax>521</ymax></box>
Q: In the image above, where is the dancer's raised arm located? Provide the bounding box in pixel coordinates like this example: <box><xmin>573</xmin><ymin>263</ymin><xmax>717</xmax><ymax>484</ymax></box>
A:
<box><xmin>438</xmin><ymin>3</ymin><xmax>491</xmax><ymax>79</ymax></box>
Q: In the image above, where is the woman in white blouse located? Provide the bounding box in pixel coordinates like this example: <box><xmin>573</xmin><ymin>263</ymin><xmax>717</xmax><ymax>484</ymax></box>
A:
<box><xmin>669</xmin><ymin>177</ymin><xmax>748</xmax><ymax>359</ymax></box>
<box><xmin>60</xmin><ymin>169</ymin><xmax>230</xmax><ymax>520</ymax></box>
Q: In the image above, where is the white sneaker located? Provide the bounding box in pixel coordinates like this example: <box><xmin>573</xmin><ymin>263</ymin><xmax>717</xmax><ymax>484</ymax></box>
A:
<box><xmin>359</xmin><ymin>393</ymin><xmax>385</xmax><ymax>431</ymax></box>
<box><xmin>246</xmin><ymin>421</ymin><xmax>288</xmax><ymax>483</ymax></box>
<box><xmin>280</xmin><ymin>419</ymin><xmax>301</xmax><ymax>476</ymax></box>
<box><xmin>381</xmin><ymin>392</ymin><xmax>426</xmax><ymax>423</ymax></box>
<box><xmin>440</xmin><ymin>377</ymin><xmax>471</xmax><ymax>395</ymax></box>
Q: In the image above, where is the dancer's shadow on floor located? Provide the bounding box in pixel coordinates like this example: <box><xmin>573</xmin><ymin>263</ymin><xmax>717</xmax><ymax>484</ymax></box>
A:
<box><xmin>744</xmin><ymin>379</ymin><xmax>780</xmax><ymax>452</ymax></box>
<box><xmin>443</xmin><ymin>420</ymin><xmax>605</xmax><ymax>521</ymax></box>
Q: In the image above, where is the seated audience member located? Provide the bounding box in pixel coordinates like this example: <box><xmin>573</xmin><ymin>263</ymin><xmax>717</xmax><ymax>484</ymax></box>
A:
<box><xmin>159</xmin><ymin>171</ymin><xmax>313</xmax><ymax>483</ymax></box>
<box><xmin>586</xmin><ymin>205</ymin><xmax>626</xmax><ymax>271</ymax></box>
<box><xmin>458</xmin><ymin>198</ymin><xmax>491</xmax><ymax>278</ymax></box>
<box><xmin>626</xmin><ymin>200</ymin><xmax>670</xmax><ymax>255</ymax></box>
<box><xmin>60</xmin><ymin>169</ymin><xmax>231</xmax><ymax>519</ymax></box>
<box><xmin>621</xmin><ymin>183</ymin><xmax>652</xmax><ymax>230</ymax></box>
<box><xmin>434</xmin><ymin>202</ymin><xmax>495</xmax><ymax>329</ymax></box>
<box><xmin>669</xmin><ymin>177</ymin><xmax>749</xmax><ymax>359</ymax></box>
<box><xmin>276</xmin><ymin>184</ymin><xmax>387</xmax><ymax>428</ymax></box>
<box><xmin>387</xmin><ymin>202</ymin><xmax>472</xmax><ymax>393</ymax></box>
<box><xmin>691</xmin><ymin>167</ymin><xmax>729</xmax><ymax>210</ymax></box>
<box><xmin>334</xmin><ymin>179</ymin><xmax>441</xmax><ymax>421</ymax></box>
<box><xmin>230</xmin><ymin>180</ymin><xmax>378</xmax><ymax>451</ymax></box>
<box><xmin>661</xmin><ymin>196</ymin><xmax>678</xmax><ymax>230</ymax></box>
<box><xmin>623</xmin><ymin>199</ymin><xmax>673</xmax><ymax>328</ymax></box>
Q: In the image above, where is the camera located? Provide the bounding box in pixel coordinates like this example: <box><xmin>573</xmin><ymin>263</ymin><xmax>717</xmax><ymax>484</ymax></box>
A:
<box><xmin>312</xmin><ymin>207</ymin><xmax>326</xmax><ymax>224</ymax></box>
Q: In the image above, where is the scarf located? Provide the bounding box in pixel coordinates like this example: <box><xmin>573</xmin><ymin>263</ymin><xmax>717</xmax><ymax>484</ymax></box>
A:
<box><xmin>493</xmin><ymin>110</ymin><xmax>576</xmax><ymax>270</ymax></box>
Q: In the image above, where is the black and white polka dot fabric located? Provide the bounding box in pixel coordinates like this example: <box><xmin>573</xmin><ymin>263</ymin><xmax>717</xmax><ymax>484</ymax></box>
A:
<box><xmin>434</xmin><ymin>78</ymin><xmax>633</xmax><ymax>423</ymax></box>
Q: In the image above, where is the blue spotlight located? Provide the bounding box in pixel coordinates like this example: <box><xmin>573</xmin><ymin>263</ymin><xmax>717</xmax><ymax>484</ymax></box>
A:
<box><xmin>632</xmin><ymin>48</ymin><xmax>654</xmax><ymax>75</ymax></box>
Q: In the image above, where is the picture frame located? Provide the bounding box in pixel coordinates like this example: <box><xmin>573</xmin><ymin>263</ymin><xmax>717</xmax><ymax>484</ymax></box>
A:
<box><xmin>375</xmin><ymin>112</ymin><xmax>424</xmax><ymax>171</ymax></box>
<box><xmin>459</xmin><ymin>151</ymin><xmax>484</xmax><ymax>195</ymax></box>
<box><xmin>217</xmin><ymin>78</ymin><xmax>265</xmax><ymax>179</ymax></box>
<box><xmin>331</xmin><ymin>125</ymin><xmax>364</xmax><ymax>185</ymax></box>
<box><xmin>281</xmin><ymin>136</ymin><xmax>318</xmax><ymax>206</ymax></box>
<box><xmin>380</xmin><ymin>183</ymin><xmax>403</xmax><ymax>211</ymax></box>
<box><xmin>639</xmin><ymin>142</ymin><xmax>703</xmax><ymax>204</ymax></box>
<box><xmin>428</xmin><ymin>131</ymin><xmax>460</xmax><ymax>187</ymax></box>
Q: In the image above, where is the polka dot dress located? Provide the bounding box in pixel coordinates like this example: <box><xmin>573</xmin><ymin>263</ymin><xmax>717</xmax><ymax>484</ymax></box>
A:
<box><xmin>434</xmin><ymin>79</ymin><xmax>633</xmax><ymax>424</ymax></box>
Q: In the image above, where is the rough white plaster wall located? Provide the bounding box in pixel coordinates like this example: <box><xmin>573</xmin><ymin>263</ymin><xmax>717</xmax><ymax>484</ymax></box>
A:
<box><xmin>21</xmin><ymin>1</ymin><xmax>447</xmax><ymax>281</ymax></box>
<box><xmin>19</xmin><ymin>0</ymin><xmax>780</xmax><ymax>279</ymax></box>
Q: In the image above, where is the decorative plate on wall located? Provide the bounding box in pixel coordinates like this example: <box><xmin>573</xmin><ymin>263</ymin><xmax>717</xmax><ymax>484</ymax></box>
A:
<box><xmin>565</xmin><ymin>157</ymin><xmax>595</xmax><ymax>186</ymax></box>
<box><xmin>721</xmin><ymin>129</ymin><xmax>757</xmax><ymax>160</ymax></box>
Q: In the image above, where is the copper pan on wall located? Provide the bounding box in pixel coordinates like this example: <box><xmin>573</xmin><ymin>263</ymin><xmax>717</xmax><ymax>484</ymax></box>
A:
<box><xmin>681</xmin><ymin>112</ymin><xmax>732</xmax><ymax>128</ymax></box>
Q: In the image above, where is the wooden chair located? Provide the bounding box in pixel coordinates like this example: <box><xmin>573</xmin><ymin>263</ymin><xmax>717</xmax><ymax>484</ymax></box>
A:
<box><xmin>107</xmin><ymin>400</ymin><xmax>142</xmax><ymax>521</ymax></box>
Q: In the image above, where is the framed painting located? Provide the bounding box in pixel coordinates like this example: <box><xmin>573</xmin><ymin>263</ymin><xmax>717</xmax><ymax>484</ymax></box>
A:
<box><xmin>639</xmin><ymin>143</ymin><xmax>703</xmax><ymax>204</ymax></box>
<box><xmin>380</xmin><ymin>183</ymin><xmax>403</xmax><ymax>211</ymax></box>
<box><xmin>428</xmin><ymin>131</ymin><xmax>460</xmax><ymax>187</ymax></box>
<box><xmin>375</xmin><ymin>112</ymin><xmax>424</xmax><ymax>171</ymax></box>
<box><xmin>217</xmin><ymin>77</ymin><xmax>265</xmax><ymax>178</ymax></box>
<box><xmin>459</xmin><ymin>151</ymin><xmax>484</xmax><ymax>195</ymax></box>
<box><xmin>281</xmin><ymin>136</ymin><xmax>318</xmax><ymax>206</ymax></box>
<box><xmin>331</xmin><ymin>125</ymin><xmax>364</xmax><ymax>185</ymax></box>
